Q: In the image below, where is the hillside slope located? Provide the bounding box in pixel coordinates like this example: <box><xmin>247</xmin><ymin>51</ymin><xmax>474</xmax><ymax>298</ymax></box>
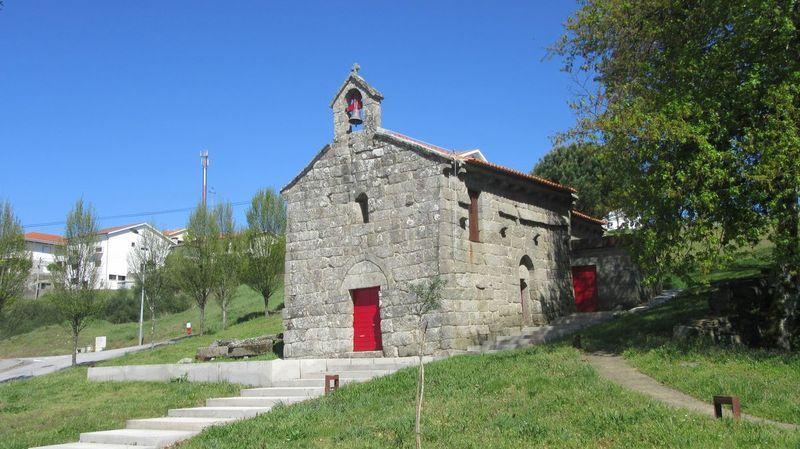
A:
<box><xmin>182</xmin><ymin>346</ymin><xmax>798</xmax><ymax>449</ymax></box>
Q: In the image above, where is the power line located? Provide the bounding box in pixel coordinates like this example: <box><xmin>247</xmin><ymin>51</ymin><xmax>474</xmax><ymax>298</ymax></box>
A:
<box><xmin>24</xmin><ymin>200</ymin><xmax>250</xmax><ymax>229</ymax></box>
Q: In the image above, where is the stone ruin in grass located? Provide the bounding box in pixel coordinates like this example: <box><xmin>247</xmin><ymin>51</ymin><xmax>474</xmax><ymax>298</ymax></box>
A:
<box><xmin>195</xmin><ymin>334</ymin><xmax>280</xmax><ymax>361</ymax></box>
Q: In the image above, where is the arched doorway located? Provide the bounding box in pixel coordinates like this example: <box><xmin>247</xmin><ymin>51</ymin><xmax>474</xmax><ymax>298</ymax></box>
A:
<box><xmin>519</xmin><ymin>256</ymin><xmax>534</xmax><ymax>325</ymax></box>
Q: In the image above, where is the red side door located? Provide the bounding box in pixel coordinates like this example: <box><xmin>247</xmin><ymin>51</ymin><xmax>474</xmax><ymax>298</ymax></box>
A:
<box><xmin>572</xmin><ymin>265</ymin><xmax>598</xmax><ymax>313</ymax></box>
<box><xmin>352</xmin><ymin>287</ymin><xmax>382</xmax><ymax>351</ymax></box>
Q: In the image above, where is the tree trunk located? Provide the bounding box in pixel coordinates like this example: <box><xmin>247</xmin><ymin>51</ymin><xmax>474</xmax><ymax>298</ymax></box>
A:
<box><xmin>262</xmin><ymin>289</ymin><xmax>270</xmax><ymax>318</ymax></box>
<box><xmin>776</xmin><ymin>187</ymin><xmax>800</xmax><ymax>350</ymax></box>
<box><xmin>222</xmin><ymin>300</ymin><xmax>227</xmax><ymax>330</ymax></box>
<box><xmin>415</xmin><ymin>320</ymin><xmax>428</xmax><ymax>449</ymax></box>
<box><xmin>71</xmin><ymin>327</ymin><xmax>78</xmax><ymax>367</ymax></box>
<box><xmin>199</xmin><ymin>304</ymin><xmax>206</xmax><ymax>336</ymax></box>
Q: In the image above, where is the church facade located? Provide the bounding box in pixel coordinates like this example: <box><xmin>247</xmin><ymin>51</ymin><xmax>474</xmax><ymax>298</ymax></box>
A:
<box><xmin>281</xmin><ymin>66</ymin><xmax>591</xmax><ymax>358</ymax></box>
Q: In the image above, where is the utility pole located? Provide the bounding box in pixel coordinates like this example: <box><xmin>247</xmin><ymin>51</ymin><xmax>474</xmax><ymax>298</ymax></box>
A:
<box><xmin>201</xmin><ymin>150</ymin><xmax>209</xmax><ymax>207</ymax></box>
<box><xmin>137</xmin><ymin>246</ymin><xmax>148</xmax><ymax>346</ymax></box>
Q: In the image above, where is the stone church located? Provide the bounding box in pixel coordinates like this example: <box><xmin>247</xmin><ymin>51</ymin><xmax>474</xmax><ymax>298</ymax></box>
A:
<box><xmin>281</xmin><ymin>65</ymin><xmax>604</xmax><ymax>358</ymax></box>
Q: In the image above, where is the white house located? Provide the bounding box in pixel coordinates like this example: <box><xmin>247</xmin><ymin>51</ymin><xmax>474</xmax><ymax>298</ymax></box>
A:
<box><xmin>163</xmin><ymin>228</ymin><xmax>187</xmax><ymax>245</ymax></box>
<box><xmin>94</xmin><ymin>223</ymin><xmax>175</xmax><ymax>289</ymax></box>
<box><xmin>24</xmin><ymin>232</ymin><xmax>64</xmax><ymax>298</ymax></box>
<box><xmin>23</xmin><ymin>223</ymin><xmax>175</xmax><ymax>295</ymax></box>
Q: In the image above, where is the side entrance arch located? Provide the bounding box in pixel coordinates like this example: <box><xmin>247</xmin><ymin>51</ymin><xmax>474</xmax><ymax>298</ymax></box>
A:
<box><xmin>572</xmin><ymin>265</ymin><xmax>598</xmax><ymax>312</ymax></box>
<box><xmin>341</xmin><ymin>259</ymin><xmax>388</xmax><ymax>352</ymax></box>
<box><xmin>519</xmin><ymin>256</ymin><xmax>534</xmax><ymax>325</ymax></box>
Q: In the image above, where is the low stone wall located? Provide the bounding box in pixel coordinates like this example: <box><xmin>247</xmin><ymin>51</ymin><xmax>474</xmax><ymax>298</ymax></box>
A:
<box><xmin>87</xmin><ymin>357</ymin><xmax>429</xmax><ymax>386</ymax></box>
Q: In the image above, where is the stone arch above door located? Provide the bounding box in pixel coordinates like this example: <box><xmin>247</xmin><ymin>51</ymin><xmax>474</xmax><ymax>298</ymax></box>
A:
<box><xmin>340</xmin><ymin>258</ymin><xmax>389</xmax><ymax>293</ymax></box>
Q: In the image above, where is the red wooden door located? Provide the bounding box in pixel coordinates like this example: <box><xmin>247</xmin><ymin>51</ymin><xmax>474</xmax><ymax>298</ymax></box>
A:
<box><xmin>352</xmin><ymin>287</ymin><xmax>382</xmax><ymax>351</ymax></box>
<box><xmin>572</xmin><ymin>266</ymin><xmax>598</xmax><ymax>313</ymax></box>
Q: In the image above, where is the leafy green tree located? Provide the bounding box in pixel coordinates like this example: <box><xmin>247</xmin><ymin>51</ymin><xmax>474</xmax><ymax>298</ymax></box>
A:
<box><xmin>553</xmin><ymin>0</ymin><xmax>800</xmax><ymax>347</ymax></box>
<box><xmin>408</xmin><ymin>275</ymin><xmax>445</xmax><ymax>449</ymax></box>
<box><xmin>242</xmin><ymin>189</ymin><xmax>286</xmax><ymax>318</ymax></box>
<box><xmin>531</xmin><ymin>143</ymin><xmax>612</xmax><ymax>216</ymax></box>
<box><xmin>51</xmin><ymin>199</ymin><xmax>102</xmax><ymax>366</ymax></box>
<box><xmin>553</xmin><ymin>0</ymin><xmax>800</xmax><ymax>274</ymax></box>
<box><xmin>127</xmin><ymin>227</ymin><xmax>174</xmax><ymax>345</ymax></box>
<box><xmin>212</xmin><ymin>202</ymin><xmax>241</xmax><ymax>330</ymax></box>
<box><xmin>169</xmin><ymin>204</ymin><xmax>219</xmax><ymax>335</ymax></box>
<box><xmin>0</xmin><ymin>201</ymin><xmax>31</xmax><ymax>314</ymax></box>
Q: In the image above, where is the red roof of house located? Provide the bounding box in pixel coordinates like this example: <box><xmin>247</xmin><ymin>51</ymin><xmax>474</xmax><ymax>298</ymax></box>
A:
<box><xmin>571</xmin><ymin>209</ymin><xmax>607</xmax><ymax>225</ymax></box>
<box><xmin>163</xmin><ymin>228</ymin><xmax>186</xmax><ymax>236</ymax></box>
<box><xmin>465</xmin><ymin>158</ymin><xmax>578</xmax><ymax>194</ymax></box>
<box><xmin>24</xmin><ymin>232</ymin><xmax>65</xmax><ymax>244</ymax></box>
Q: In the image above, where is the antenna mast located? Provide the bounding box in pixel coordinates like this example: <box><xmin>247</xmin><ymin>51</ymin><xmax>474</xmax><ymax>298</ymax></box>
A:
<box><xmin>200</xmin><ymin>150</ymin><xmax>209</xmax><ymax>207</ymax></box>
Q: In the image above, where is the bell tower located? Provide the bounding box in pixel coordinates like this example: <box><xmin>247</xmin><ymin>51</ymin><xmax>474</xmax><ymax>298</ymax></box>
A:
<box><xmin>330</xmin><ymin>63</ymin><xmax>383</xmax><ymax>139</ymax></box>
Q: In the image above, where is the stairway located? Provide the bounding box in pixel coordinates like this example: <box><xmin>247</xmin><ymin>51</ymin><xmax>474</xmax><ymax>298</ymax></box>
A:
<box><xmin>30</xmin><ymin>362</ymin><xmax>411</xmax><ymax>449</ymax></box>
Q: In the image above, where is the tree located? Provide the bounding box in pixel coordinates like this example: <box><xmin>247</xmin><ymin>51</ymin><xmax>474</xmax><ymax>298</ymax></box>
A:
<box><xmin>553</xmin><ymin>1</ymin><xmax>800</xmax><ymax>346</ymax></box>
<box><xmin>408</xmin><ymin>276</ymin><xmax>445</xmax><ymax>449</ymax></box>
<box><xmin>531</xmin><ymin>142</ymin><xmax>613</xmax><ymax>217</ymax></box>
<box><xmin>51</xmin><ymin>199</ymin><xmax>101</xmax><ymax>366</ymax></box>
<box><xmin>127</xmin><ymin>226</ymin><xmax>173</xmax><ymax>345</ymax></box>
<box><xmin>169</xmin><ymin>204</ymin><xmax>219</xmax><ymax>335</ymax></box>
<box><xmin>242</xmin><ymin>189</ymin><xmax>286</xmax><ymax>318</ymax></box>
<box><xmin>0</xmin><ymin>201</ymin><xmax>31</xmax><ymax>314</ymax></box>
<box><xmin>212</xmin><ymin>202</ymin><xmax>241</xmax><ymax>330</ymax></box>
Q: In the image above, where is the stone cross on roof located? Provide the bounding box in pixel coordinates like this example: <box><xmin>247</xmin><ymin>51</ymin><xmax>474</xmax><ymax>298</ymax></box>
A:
<box><xmin>351</xmin><ymin>63</ymin><xmax>360</xmax><ymax>75</ymax></box>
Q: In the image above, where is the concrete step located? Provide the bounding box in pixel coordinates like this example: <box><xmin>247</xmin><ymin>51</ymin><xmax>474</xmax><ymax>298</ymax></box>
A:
<box><xmin>206</xmin><ymin>396</ymin><xmax>306</xmax><ymax>407</ymax></box>
<box><xmin>271</xmin><ymin>377</ymin><xmax>364</xmax><ymax>387</ymax></box>
<box><xmin>240</xmin><ymin>386</ymin><xmax>324</xmax><ymax>397</ymax></box>
<box><xmin>301</xmin><ymin>370</ymin><xmax>389</xmax><ymax>379</ymax></box>
<box><xmin>126</xmin><ymin>417</ymin><xmax>233</xmax><ymax>431</ymax></box>
<box><xmin>322</xmin><ymin>363</ymin><xmax>413</xmax><ymax>372</ymax></box>
<box><xmin>31</xmin><ymin>444</ymin><xmax>157</xmax><ymax>449</ymax></box>
<box><xmin>79</xmin><ymin>429</ymin><xmax>197</xmax><ymax>448</ymax></box>
<box><xmin>168</xmin><ymin>406</ymin><xmax>271</xmax><ymax>419</ymax></box>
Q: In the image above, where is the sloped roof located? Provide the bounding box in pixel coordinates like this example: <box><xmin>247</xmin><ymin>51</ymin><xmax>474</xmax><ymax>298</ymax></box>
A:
<box><xmin>24</xmin><ymin>232</ymin><xmax>65</xmax><ymax>245</ymax></box>
<box><xmin>281</xmin><ymin>128</ymin><xmax>577</xmax><ymax>197</ymax></box>
<box><xmin>571</xmin><ymin>209</ymin><xmax>607</xmax><ymax>225</ymax></box>
<box><xmin>98</xmin><ymin>223</ymin><xmax>140</xmax><ymax>235</ymax></box>
<box><xmin>163</xmin><ymin>228</ymin><xmax>187</xmax><ymax>237</ymax></box>
<box><xmin>464</xmin><ymin>158</ymin><xmax>577</xmax><ymax>194</ymax></box>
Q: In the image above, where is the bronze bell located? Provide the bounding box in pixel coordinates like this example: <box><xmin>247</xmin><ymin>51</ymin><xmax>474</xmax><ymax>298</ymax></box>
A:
<box><xmin>348</xmin><ymin>104</ymin><xmax>363</xmax><ymax>125</ymax></box>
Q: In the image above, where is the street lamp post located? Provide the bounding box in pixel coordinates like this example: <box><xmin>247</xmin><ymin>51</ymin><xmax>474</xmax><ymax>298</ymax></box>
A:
<box><xmin>137</xmin><ymin>247</ymin><xmax>148</xmax><ymax>346</ymax></box>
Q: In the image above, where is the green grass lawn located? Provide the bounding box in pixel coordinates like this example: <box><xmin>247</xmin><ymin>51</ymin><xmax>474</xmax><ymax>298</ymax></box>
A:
<box><xmin>181</xmin><ymin>346</ymin><xmax>798</xmax><ymax>449</ymax></box>
<box><xmin>0</xmin><ymin>285</ymin><xmax>280</xmax><ymax>359</ymax></box>
<box><xmin>0</xmin><ymin>367</ymin><xmax>240</xmax><ymax>449</ymax></box>
<box><xmin>580</xmin><ymin>292</ymin><xmax>800</xmax><ymax>425</ymax></box>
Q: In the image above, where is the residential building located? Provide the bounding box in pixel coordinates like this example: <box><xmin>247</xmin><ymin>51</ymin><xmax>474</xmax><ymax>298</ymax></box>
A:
<box><xmin>23</xmin><ymin>232</ymin><xmax>64</xmax><ymax>298</ymax></box>
<box><xmin>163</xmin><ymin>228</ymin><xmax>188</xmax><ymax>245</ymax></box>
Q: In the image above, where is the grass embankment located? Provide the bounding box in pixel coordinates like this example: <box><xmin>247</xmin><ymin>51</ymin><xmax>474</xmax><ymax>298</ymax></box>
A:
<box><xmin>0</xmin><ymin>367</ymin><xmax>239</xmax><ymax>449</ymax></box>
<box><xmin>182</xmin><ymin>346</ymin><xmax>798</xmax><ymax>449</ymax></box>
<box><xmin>596</xmin><ymin>241</ymin><xmax>800</xmax><ymax>425</ymax></box>
<box><xmin>0</xmin><ymin>285</ymin><xmax>280</xmax><ymax>359</ymax></box>
<box><xmin>581</xmin><ymin>293</ymin><xmax>800</xmax><ymax>425</ymax></box>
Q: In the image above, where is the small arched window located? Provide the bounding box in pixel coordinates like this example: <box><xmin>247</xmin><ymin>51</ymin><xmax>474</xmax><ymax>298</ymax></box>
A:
<box><xmin>356</xmin><ymin>193</ymin><xmax>369</xmax><ymax>223</ymax></box>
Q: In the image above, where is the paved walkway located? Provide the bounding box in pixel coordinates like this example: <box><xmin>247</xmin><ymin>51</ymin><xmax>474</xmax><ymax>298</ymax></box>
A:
<box><xmin>0</xmin><ymin>337</ymin><xmax>189</xmax><ymax>383</ymax></box>
<box><xmin>584</xmin><ymin>352</ymin><xmax>798</xmax><ymax>431</ymax></box>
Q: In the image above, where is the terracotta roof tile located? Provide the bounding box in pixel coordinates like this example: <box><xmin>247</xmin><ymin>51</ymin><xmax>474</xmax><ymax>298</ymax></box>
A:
<box><xmin>464</xmin><ymin>158</ymin><xmax>578</xmax><ymax>194</ymax></box>
<box><xmin>24</xmin><ymin>232</ymin><xmax>65</xmax><ymax>244</ymax></box>
<box><xmin>571</xmin><ymin>209</ymin><xmax>607</xmax><ymax>225</ymax></box>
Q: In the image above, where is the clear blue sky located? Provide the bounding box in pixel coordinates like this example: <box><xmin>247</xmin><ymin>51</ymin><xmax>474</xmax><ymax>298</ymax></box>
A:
<box><xmin>0</xmin><ymin>1</ymin><xmax>579</xmax><ymax>234</ymax></box>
